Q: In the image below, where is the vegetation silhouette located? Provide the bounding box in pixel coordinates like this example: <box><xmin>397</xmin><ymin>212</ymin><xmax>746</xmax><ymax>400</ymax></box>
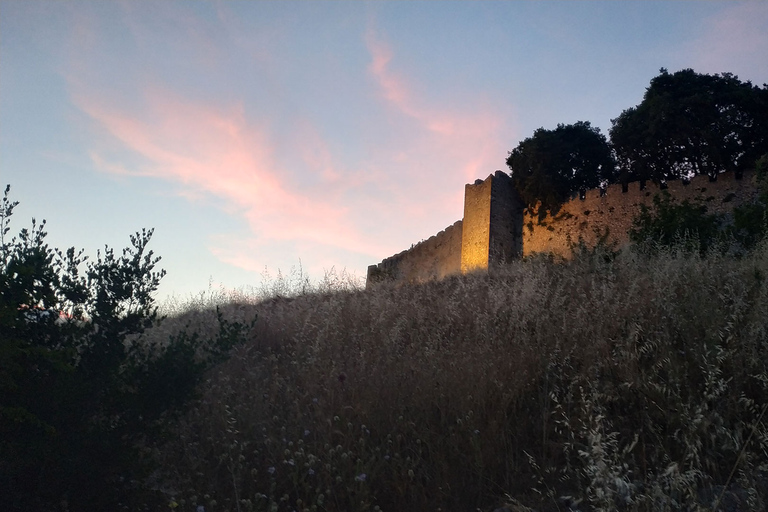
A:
<box><xmin>506</xmin><ymin>121</ymin><xmax>616</xmax><ymax>217</ymax></box>
<box><xmin>0</xmin><ymin>185</ymin><xmax>254</xmax><ymax>510</ymax></box>
<box><xmin>611</xmin><ymin>68</ymin><xmax>768</xmax><ymax>185</ymax></box>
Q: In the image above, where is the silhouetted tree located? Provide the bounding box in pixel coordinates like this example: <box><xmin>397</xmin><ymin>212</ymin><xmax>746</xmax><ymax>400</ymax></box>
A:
<box><xmin>610</xmin><ymin>68</ymin><xmax>768</xmax><ymax>184</ymax></box>
<box><xmin>506</xmin><ymin>121</ymin><xmax>616</xmax><ymax>215</ymax></box>
<box><xmin>0</xmin><ymin>185</ymin><xmax>253</xmax><ymax>510</ymax></box>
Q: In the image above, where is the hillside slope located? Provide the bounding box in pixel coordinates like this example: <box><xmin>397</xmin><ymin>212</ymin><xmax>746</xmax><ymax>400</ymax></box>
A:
<box><xmin>154</xmin><ymin>245</ymin><xmax>768</xmax><ymax>512</ymax></box>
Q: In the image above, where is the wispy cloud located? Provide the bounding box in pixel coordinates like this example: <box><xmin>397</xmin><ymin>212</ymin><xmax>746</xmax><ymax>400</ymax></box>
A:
<box><xmin>365</xmin><ymin>27</ymin><xmax>514</xmax><ymax>183</ymax></box>
<box><xmin>72</xmin><ymin>88</ymin><xmax>388</xmax><ymax>263</ymax></box>
<box><xmin>64</xmin><ymin>6</ymin><xmax>517</xmax><ymax>280</ymax></box>
<box><xmin>683</xmin><ymin>2</ymin><xmax>768</xmax><ymax>84</ymax></box>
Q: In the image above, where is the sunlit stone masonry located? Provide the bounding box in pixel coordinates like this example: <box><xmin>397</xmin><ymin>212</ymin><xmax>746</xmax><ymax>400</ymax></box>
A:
<box><xmin>366</xmin><ymin>169</ymin><xmax>760</xmax><ymax>288</ymax></box>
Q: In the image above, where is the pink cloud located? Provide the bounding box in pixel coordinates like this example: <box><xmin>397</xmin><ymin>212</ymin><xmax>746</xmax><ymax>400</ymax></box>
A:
<box><xmin>684</xmin><ymin>2</ymin><xmax>768</xmax><ymax>83</ymax></box>
<box><xmin>294</xmin><ymin>120</ymin><xmax>344</xmax><ymax>184</ymax></box>
<box><xmin>72</xmin><ymin>88</ymin><xmax>391</xmax><ymax>266</ymax></box>
<box><xmin>366</xmin><ymin>30</ymin><xmax>418</xmax><ymax>120</ymax></box>
<box><xmin>365</xmin><ymin>27</ymin><xmax>515</xmax><ymax>184</ymax></box>
<box><xmin>63</xmin><ymin>7</ymin><xmax>519</xmax><ymax>280</ymax></box>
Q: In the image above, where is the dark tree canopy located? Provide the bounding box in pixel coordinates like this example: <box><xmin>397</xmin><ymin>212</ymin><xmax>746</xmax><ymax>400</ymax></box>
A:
<box><xmin>506</xmin><ymin>121</ymin><xmax>616</xmax><ymax>214</ymax></box>
<box><xmin>610</xmin><ymin>68</ymin><xmax>768</xmax><ymax>184</ymax></box>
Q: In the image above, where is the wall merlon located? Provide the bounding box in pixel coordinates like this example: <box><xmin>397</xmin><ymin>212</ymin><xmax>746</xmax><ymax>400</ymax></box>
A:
<box><xmin>522</xmin><ymin>170</ymin><xmax>758</xmax><ymax>257</ymax></box>
<box><xmin>367</xmin><ymin>169</ymin><xmax>760</xmax><ymax>287</ymax></box>
<box><xmin>366</xmin><ymin>219</ymin><xmax>463</xmax><ymax>287</ymax></box>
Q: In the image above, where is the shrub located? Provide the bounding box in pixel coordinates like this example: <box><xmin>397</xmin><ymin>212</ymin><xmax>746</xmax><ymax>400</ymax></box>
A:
<box><xmin>629</xmin><ymin>191</ymin><xmax>723</xmax><ymax>255</ymax></box>
<box><xmin>0</xmin><ymin>185</ymin><xmax>253</xmax><ymax>510</ymax></box>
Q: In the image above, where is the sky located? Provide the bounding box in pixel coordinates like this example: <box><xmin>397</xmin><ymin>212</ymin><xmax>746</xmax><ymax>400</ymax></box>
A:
<box><xmin>2</xmin><ymin>1</ymin><xmax>768</xmax><ymax>303</ymax></box>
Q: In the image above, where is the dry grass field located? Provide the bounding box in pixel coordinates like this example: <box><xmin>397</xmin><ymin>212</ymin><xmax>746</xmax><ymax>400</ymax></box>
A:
<box><xmin>149</xmin><ymin>245</ymin><xmax>768</xmax><ymax>512</ymax></box>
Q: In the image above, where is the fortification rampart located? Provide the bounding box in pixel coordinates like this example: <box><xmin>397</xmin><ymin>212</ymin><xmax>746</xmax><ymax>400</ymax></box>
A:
<box><xmin>461</xmin><ymin>171</ymin><xmax>524</xmax><ymax>272</ymax></box>
<box><xmin>366</xmin><ymin>220</ymin><xmax>463</xmax><ymax>286</ymax></box>
<box><xmin>460</xmin><ymin>177</ymin><xmax>494</xmax><ymax>273</ymax></box>
<box><xmin>366</xmin><ymin>170</ymin><xmax>760</xmax><ymax>288</ymax></box>
<box><xmin>524</xmin><ymin>170</ymin><xmax>759</xmax><ymax>256</ymax></box>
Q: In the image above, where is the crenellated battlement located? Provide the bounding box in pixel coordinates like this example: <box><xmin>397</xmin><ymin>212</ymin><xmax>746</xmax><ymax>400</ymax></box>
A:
<box><xmin>366</xmin><ymin>170</ymin><xmax>760</xmax><ymax>288</ymax></box>
<box><xmin>522</xmin><ymin>170</ymin><xmax>759</xmax><ymax>258</ymax></box>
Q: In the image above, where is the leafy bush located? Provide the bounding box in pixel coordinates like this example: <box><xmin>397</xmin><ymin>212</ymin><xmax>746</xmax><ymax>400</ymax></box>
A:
<box><xmin>0</xmin><ymin>185</ymin><xmax>253</xmax><ymax>511</ymax></box>
<box><xmin>629</xmin><ymin>191</ymin><xmax>723</xmax><ymax>255</ymax></box>
<box><xmin>728</xmin><ymin>154</ymin><xmax>768</xmax><ymax>251</ymax></box>
<box><xmin>629</xmin><ymin>179</ymin><xmax>768</xmax><ymax>257</ymax></box>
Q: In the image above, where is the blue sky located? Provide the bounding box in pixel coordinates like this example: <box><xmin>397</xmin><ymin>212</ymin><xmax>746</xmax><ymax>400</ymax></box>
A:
<box><xmin>2</xmin><ymin>1</ymin><xmax>767</xmax><ymax>302</ymax></box>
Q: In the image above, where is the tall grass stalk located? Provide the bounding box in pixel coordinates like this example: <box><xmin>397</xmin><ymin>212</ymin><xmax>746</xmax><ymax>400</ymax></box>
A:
<box><xmin>149</xmin><ymin>244</ymin><xmax>768</xmax><ymax>512</ymax></box>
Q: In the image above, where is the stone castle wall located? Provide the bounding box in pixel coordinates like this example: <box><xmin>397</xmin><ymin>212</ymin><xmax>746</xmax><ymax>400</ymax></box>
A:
<box><xmin>523</xmin><ymin>170</ymin><xmax>759</xmax><ymax>256</ymax></box>
<box><xmin>367</xmin><ymin>170</ymin><xmax>759</xmax><ymax>287</ymax></box>
<box><xmin>366</xmin><ymin>220</ymin><xmax>463</xmax><ymax>286</ymax></box>
<box><xmin>460</xmin><ymin>176</ymin><xmax>494</xmax><ymax>273</ymax></box>
<box><xmin>461</xmin><ymin>171</ymin><xmax>524</xmax><ymax>272</ymax></box>
<box><xmin>488</xmin><ymin>172</ymin><xmax>525</xmax><ymax>263</ymax></box>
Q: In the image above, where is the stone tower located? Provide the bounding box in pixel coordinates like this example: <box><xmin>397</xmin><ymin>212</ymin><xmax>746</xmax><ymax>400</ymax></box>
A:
<box><xmin>460</xmin><ymin>171</ymin><xmax>524</xmax><ymax>273</ymax></box>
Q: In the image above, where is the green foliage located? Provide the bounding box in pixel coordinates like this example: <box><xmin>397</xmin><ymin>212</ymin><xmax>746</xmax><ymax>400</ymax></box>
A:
<box><xmin>506</xmin><ymin>67</ymin><xmax>767</xmax><ymax>226</ymax></box>
<box><xmin>629</xmin><ymin>192</ymin><xmax>723</xmax><ymax>254</ymax></box>
<box><xmin>630</xmin><ymin>179</ymin><xmax>768</xmax><ymax>256</ymax></box>
<box><xmin>756</xmin><ymin>153</ymin><xmax>768</xmax><ymax>195</ymax></box>
<box><xmin>506</xmin><ymin>121</ymin><xmax>616</xmax><ymax>216</ymax></box>
<box><xmin>610</xmin><ymin>68</ymin><xmax>768</xmax><ymax>184</ymax></box>
<box><xmin>730</xmin><ymin>200</ymin><xmax>768</xmax><ymax>252</ymax></box>
<box><xmin>0</xmin><ymin>185</ymin><xmax>253</xmax><ymax>511</ymax></box>
<box><xmin>567</xmin><ymin>225</ymin><xmax>619</xmax><ymax>263</ymax></box>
